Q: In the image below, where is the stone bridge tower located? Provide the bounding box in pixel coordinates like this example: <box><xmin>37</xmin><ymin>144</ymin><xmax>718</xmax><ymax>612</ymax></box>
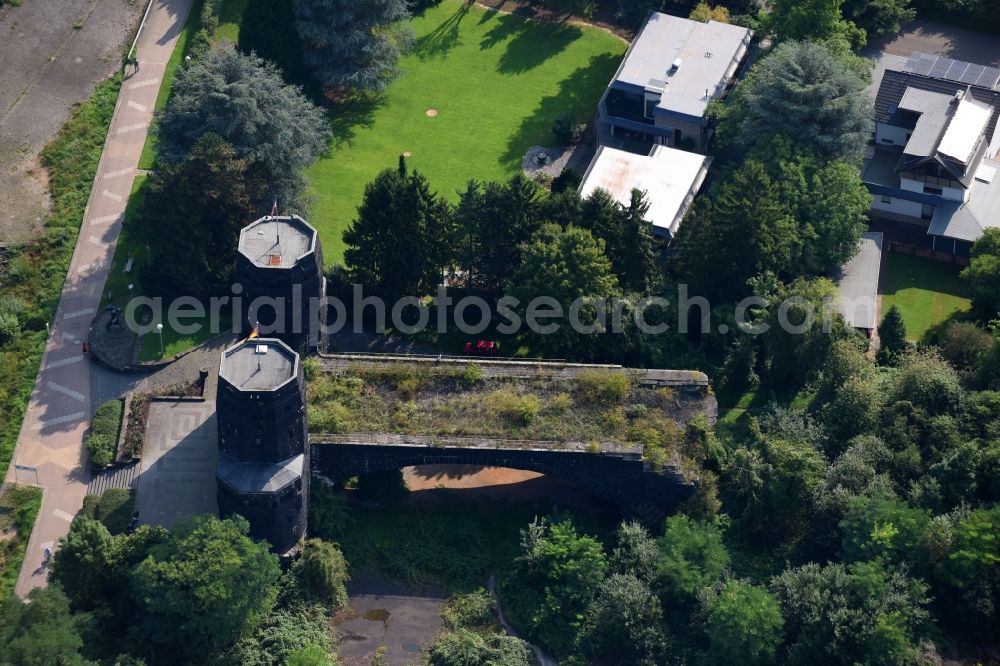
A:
<box><xmin>235</xmin><ymin>214</ymin><xmax>326</xmax><ymax>355</ymax></box>
<box><xmin>216</xmin><ymin>337</ymin><xmax>308</xmax><ymax>553</ymax></box>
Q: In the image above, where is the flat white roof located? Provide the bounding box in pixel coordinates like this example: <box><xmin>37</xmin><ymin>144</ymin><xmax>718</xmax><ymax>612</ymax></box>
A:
<box><xmin>579</xmin><ymin>145</ymin><xmax>709</xmax><ymax>236</ymax></box>
<box><xmin>939</xmin><ymin>97</ymin><xmax>993</xmax><ymax>164</ymax></box>
<box><xmin>615</xmin><ymin>13</ymin><xmax>752</xmax><ymax>119</ymax></box>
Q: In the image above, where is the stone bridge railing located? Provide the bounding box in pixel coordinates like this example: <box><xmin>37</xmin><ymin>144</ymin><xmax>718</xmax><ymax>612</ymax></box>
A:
<box><xmin>318</xmin><ymin>352</ymin><xmax>710</xmax><ymax>389</ymax></box>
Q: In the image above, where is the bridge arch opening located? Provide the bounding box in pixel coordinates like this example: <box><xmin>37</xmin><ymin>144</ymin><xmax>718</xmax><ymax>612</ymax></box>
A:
<box><xmin>399</xmin><ymin>464</ymin><xmax>618</xmax><ymax>513</ymax></box>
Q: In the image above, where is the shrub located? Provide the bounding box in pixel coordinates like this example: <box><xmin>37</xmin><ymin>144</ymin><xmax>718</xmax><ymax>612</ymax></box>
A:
<box><xmin>95</xmin><ymin>489</ymin><xmax>135</xmax><ymax>534</ymax></box>
<box><xmin>429</xmin><ymin>629</ymin><xmax>532</xmax><ymax>666</ymax></box>
<box><xmin>302</xmin><ymin>357</ymin><xmax>319</xmax><ymax>381</ymax></box>
<box><xmin>0</xmin><ymin>296</ymin><xmax>25</xmax><ymax>345</ymax></box>
<box><xmin>293</xmin><ymin>539</ymin><xmax>350</xmax><ymax>608</ymax></box>
<box><xmin>307</xmin><ymin>402</ymin><xmax>353</xmax><ymax>433</ymax></box>
<box><xmin>548</xmin><ymin>392</ymin><xmax>573</xmax><ymax>412</ymax></box>
<box><xmin>462</xmin><ymin>364</ymin><xmax>483</xmax><ymax>384</ymax></box>
<box><xmin>0</xmin><ymin>310</ymin><xmax>19</xmax><ymax>346</ymax></box>
<box><xmin>939</xmin><ymin>321</ymin><xmax>993</xmax><ymax>370</ymax></box>
<box><xmin>551</xmin><ymin>111</ymin><xmax>586</xmax><ymax>145</ymax></box>
<box><xmin>487</xmin><ymin>389</ymin><xmax>541</xmax><ymax>425</ymax></box>
<box><xmin>441</xmin><ymin>588</ymin><xmax>496</xmax><ymax>630</ymax></box>
<box><xmin>551</xmin><ymin>168</ymin><xmax>581</xmax><ymax>193</ymax></box>
<box><xmin>86</xmin><ymin>400</ymin><xmax>123</xmax><ymax>468</ymax></box>
<box><xmin>576</xmin><ymin>371</ymin><xmax>631</xmax><ymax>403</ymax></box>
<box><xmin>87</xmin><ymin>434</ymin><xmax>115</xmax><ymax>468</ymax></box>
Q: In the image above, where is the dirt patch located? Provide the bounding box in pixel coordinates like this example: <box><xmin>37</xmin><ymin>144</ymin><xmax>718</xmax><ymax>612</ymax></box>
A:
<box><xmin>522</xmin><ymin>143</ymin><xmax>595</xmax><ymax>181</ymax></box>
<box><xmin>0</xmin><ymin>0</ymin><xmax>145</xmax><ymax>243</ymax></box>
<box><xmin>425</xmin><ymin>108</ymin><xmax>438</xmax><ymax>117</ymax></box>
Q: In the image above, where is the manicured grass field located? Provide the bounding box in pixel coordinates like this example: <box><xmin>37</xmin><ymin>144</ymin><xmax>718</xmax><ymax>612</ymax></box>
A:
<box><xmin>305</xmin><ymin>0</ymin><xmax>626</xmax><ymax>261</ymax></box>
<box><xmin>880</xmin><ymin>253</ymin><xmax>972</xmax><ymax>342</ymax></box>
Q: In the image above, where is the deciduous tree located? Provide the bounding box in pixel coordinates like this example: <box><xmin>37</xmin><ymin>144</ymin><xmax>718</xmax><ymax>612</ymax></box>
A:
<box><xmin>962</xmin><ymin>228</ymin><xmax>1000</xmax><ymax>320</ymax></box>
<box><xmin>702</xmin><ymin>580</ymin><xmax>784</xmax><ymax>666</ymax></box>
<box><xmin>131</xmin><ymin>516</ymin><xmax>280</xmax><ymax>658</ymax></box>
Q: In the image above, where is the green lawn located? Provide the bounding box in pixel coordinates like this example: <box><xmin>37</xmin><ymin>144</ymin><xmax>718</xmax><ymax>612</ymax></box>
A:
<box><xmin>880</xmin><ymin>253</ymin><xmax>972</xmax><ymax>342</ymax></box>
<box><xmin>214</xmin><ymin>0</ymin><xmax>247</xmax><ymax>43</ymax></box>
<box><xmin>305</xmin><ymin>0</ymin><xmax>626</xmax><ymax>261</ymax></box>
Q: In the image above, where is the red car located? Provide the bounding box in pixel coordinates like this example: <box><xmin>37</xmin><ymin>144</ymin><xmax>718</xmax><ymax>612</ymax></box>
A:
<box><xmin>464</xmin><ymin>340</ymin><xmax>500</xmax><ymax>357</ymax></box>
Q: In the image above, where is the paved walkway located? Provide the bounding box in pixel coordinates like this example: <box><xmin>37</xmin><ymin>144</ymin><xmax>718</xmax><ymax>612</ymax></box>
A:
<box><xmin>5</xmin><ymin>0</ymin><xmax>193</xmax><ymax>597</ymax></box>
<box><xmin>135</xmin><ymin>401</ymin><xmax>218</xmax><ymax>529</ymax></box>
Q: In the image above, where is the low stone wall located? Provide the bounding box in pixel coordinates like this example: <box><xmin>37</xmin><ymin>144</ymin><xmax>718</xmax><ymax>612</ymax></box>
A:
<box><xmin>318</xmin><ymin>352</ymin><xmax>711</xmax><ymax>388</ymax></box>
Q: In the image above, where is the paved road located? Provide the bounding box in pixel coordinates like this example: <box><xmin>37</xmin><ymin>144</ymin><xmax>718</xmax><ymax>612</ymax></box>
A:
<box><xmin>5</xmin><ymin>0</ymin><xmax>193</xmax><ymax>598</ymax></box>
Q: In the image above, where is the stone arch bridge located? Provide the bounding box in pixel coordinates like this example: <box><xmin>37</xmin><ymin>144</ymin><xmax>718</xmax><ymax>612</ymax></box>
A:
<box><xmin>310</xmin><ymin>433</ymin><xmax>695</xmax><ymax>524</ymax></box>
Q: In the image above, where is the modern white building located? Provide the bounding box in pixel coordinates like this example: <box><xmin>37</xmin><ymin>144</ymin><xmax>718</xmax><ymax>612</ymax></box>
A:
<box><xmin>579</xmin><ymin>144</ymin><xmax>710</xmax><ymax>239</ymax></box>
<box><xmin>863</xmin><ymin>52</ymin><xmax>1000</xmax><ymax>258</ymax></box>
<box><xmin>597</xmin><ymin>12</ymin><xmax>753</xmax><ymax>153</ymax></box>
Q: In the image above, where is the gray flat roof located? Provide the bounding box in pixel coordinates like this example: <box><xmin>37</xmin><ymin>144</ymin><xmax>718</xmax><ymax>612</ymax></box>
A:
<box><xmin>928</xmin><ymin>158</ymin><xmax>1000</xmax><ymax>242</ymax></box>
<box><xmin>898</xmin><ymin>87</ymin><xmax>956</xmax><ymax>158</ymax></box>
<box><xmin>217</xmin><ymin>452</ymin><xmax>303</xmax><ymax>494</ymax></box>
<box><xmin>219</xmin><ymin>337</ymin><xmax>298</xmax><ymax>391</ymax></box>
<box><xmin>835</xmin><ymin>232</ymin><xmax>883</xmax><ymax>330</ymax></box>
<box><xmin>238</xmin><ymin>215</ymin><xmax>317</xmax><ymax>269</ymax></box>
<box><xmin>613</xmin><ymin>13</ymin><xmax>751</xmax><ymax>120</ymax></box>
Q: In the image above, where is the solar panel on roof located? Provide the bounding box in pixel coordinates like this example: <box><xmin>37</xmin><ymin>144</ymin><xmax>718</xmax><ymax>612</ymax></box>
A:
<box><xmin>947</xmin><ymin>60</ymin><xmax>970</xmax><ymax>81</ymax></box>
<box><xmin>960</xmin><ymin>64</ymin><xmax>985</xmax><ymax>85</ymax></box>
<box><xmin>981</xmin><ymin>66</ymin><xmax>1000</xmax><ymax>88</ymax></box>
<box><xmin>930</xmin><ymin>58</ymin><xmax>953</xmax><ymax>78</ymax></box>
<box><xmin>904</xmin><ymin>52</ymin><xmax>934</xmax><ymax>76</ymax></box>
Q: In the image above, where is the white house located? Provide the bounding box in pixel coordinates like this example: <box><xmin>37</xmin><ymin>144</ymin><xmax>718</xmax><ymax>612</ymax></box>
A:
<box><xmin>863</xmin><ymin>52</ymin><xmax>1000</xmax><ymax>258</ymax></box>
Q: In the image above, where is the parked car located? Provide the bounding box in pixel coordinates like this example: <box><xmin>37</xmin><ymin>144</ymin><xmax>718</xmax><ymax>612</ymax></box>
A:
<box><xmin>464</xmin><ymin>340</ymin><xmax>500</xmax><ymax>357</ymax></box>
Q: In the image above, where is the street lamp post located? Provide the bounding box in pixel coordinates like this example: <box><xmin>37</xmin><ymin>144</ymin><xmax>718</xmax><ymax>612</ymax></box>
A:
<box><xmin>156</xmin><ymin>323</ymin><xmax>164</xmax><ymax>358</ymax></box>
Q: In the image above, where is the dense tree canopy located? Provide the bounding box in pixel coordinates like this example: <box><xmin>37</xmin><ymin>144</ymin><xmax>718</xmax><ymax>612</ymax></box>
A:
<box><xmin>138</xmin><ymin>134</ymin><xmax>264</xmax><ymax>297</ymax></box>
<box><xmin>770</xmin><ymin>561</ymin><xmax>930</xmax><ymax>665</ymax></box>
<box><xmin>294</xmin><ymin>0</ymin><xmax>414</xmax><ymax>94</ymax></box>
<box><xmin>131</xmin><ymin>516</ymin><xmax>281</xmax><ymax>658</ymax></box>
<box><xmin>506</xmin><ymin>517</ymin><xmax>608</xmax><ymax>655</ymax></box>
<box><xmin>842</xmin><ymin>0</ymin><xmax>916</xmax><ymax>37</ymax></box>
<box><xmin>157</xmin><ymin>46</ymin><xmax>329</xmax><ymax>208</ymax></box>
<box><xmin>719</xmin><ymin>40</ymin><xmax>873</xmax><ymax>162</ymax></box>
<box><xmin>344</xmin><ymin>157</ymin><xmax>454</xmax><ymax>301</ymax></box>
<box><xmin>962</xmin><ymin>227</ymin><xmax>1000</xmax><ymax>320</ymax></box>
<box><xmin>702</xmin><ymin>579</ymin><xmax>784</xmax><ymax>666</ymax></box>
<box><xmin>0</xmin><ymin>586</ymin><xmax>93</xmax><ymax>666</ymax></box>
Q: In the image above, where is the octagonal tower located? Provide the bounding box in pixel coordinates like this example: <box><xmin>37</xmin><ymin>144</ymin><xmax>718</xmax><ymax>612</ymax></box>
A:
<box><xmin>235</xmin><ymin>214</ymin><xmax>325</xmax><ymax>355</ymax></box>
<box><xmin>216</xmin><ymin>337</ymin><xmax>307</xmax><ymax>553</ymax></box>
